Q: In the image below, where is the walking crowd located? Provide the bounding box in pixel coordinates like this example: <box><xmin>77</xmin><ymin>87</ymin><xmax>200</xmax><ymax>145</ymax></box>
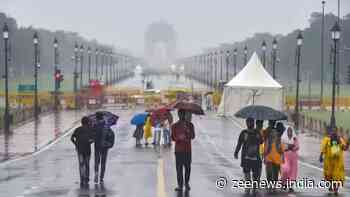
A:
<box><xmin>234</xmin><ymin>117</ymin><xmax>349</xmax><ymax>195</ymax></box>
<box><xmin>69</xmin><ymin>100</ymin><xmax>349</xmax><ymax>196</ymax></box>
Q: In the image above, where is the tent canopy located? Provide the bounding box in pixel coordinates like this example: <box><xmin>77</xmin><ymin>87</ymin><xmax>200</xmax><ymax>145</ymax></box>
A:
<box><xmin>226</xmin><ymin>52</ymin><xmax>282</xmax><ymax>89</ymax></box>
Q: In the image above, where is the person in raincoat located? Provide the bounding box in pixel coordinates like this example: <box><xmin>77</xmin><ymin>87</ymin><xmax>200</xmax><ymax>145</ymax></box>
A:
<box><xmin>264</xmin><ymin>123</ymin><xmax>285</xmax><ymax>193</ymax></box>
<box><xmin>281</xmin><ymin>127</ymin><xmax>299</xmax><ymax>192</ymax></box>
<box><xmin>319</xmin><ymin>126</ymin><xmax>349</xmax><ymax>195</ymax></box>
<box><xmin>143</xmin><ymin>115</ymin><xmax>152</xmax><ymax>146</ymax></box>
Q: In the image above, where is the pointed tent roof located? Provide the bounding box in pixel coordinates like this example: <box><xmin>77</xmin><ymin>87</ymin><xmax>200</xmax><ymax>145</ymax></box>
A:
<box><xmin>226</xmin><ymin>52</ymin><xmax>282</xmax><ymax>89</ymax></box>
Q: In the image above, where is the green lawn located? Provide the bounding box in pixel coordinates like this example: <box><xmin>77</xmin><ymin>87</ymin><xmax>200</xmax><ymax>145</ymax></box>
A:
<box><xmin>285</xmin><ymin>83</ymin><xmax>350</xmax><ymax>98</ymax></box>
<box><xmin>302</xmin><ymin>110</ymin><xmax>350</xmax><ymax>131</ymax></box>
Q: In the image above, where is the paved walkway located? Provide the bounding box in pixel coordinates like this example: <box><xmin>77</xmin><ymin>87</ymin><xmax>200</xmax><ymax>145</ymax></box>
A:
<box><xmin>0</xmin><ymin>110</ymin><xmax>93</xmax><ymax>162</ymax></box>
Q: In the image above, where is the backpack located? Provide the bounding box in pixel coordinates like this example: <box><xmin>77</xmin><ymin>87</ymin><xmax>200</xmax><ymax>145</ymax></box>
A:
<box><xmin>101</xmin><ymin>127</ymin><xmax>115</xmax><ymax>149</ymax></box>
<box><xmin>243</xmin><ymin>130</ymin><xmax>260</xmax><ymax>159</ymax></box>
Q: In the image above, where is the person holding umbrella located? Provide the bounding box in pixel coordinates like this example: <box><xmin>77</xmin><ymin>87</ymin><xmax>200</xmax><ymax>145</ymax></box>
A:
<box><xmin>234</xmin><ymin>118</ymin><xmax>263</xmax><ymax>195</ymax></box>
<box><xmin>131</xmin><ymin>112</ymin><xmax>148</xmax><ymax>147</ymax></box>
<box><xmin>92</xmin><ymin>112</ymin><xmax>115</xmax><ymax>184</ymax></box>
<box><xmin>171</xmin><ymin>109</ymin><xmax>195</xmax><ymax>192</ymax></box>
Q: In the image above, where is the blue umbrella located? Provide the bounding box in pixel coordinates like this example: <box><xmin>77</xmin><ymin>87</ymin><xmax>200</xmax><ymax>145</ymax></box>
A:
<box><xmin>88</xmin><ymin>111</ymin><xmax>119</xmax><ymax>127</ymax></box>
<box><xmin>131</xmin><ymin>113</ymin><xmax>149</xmax><ymax>125</ymax></box>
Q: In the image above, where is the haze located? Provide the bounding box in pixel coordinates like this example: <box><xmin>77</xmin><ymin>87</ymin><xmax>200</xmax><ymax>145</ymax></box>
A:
<box><xmin>1</xmin><ymin>0</ymin><xmax>349</xmax><ymax>56</ymax></box>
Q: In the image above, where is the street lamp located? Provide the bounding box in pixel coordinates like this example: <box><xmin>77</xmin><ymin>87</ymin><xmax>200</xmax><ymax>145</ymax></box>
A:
<box><xmin>233</xmin><ymin>48</ymin><xmax>238</xmax><ymax>76</ymax></box>
<box><xmin>272</xmin><ymin>38</ymin><xmax>278</xmax><ymax>79</ymax></box>
<box><xmin>294</xmin><ymin>31</ymin><xmax>303</xmax><ymax>131</ymax></box>
<box><xmin>220</xmin><ymin>50</ymin><xmax>224</xmax><ymax>82</ymax></box>
<box><xmin>53</xmin><ymin>38</ymin><xmax>59</xmax><ymax>110</ymax></box>
<box><xmin>330</xmin><ymin>22</ymin><xmax>341</xmax><ymax>129</ymax></box>
<box><xmin>214</xmin><ymin>51</ymin><xmax>218</xmax><ymax>90</ymax></box>
<box><xmin>87</xmin><ymin>46</ymin><xmax>91</xmax><ymax>83</ymax></box>
<box><xmin>73</xmin><ymin>43</ymin><xmax>79</xmax><ymax>109</ymax></box>
<box><xmin>261</xmin><ymin>40</ymin><xmax>267</xmax><ymax>67</ymax></box>
<box><xmin>33</xmin><ymin>32</ymin><xmax>39</xmax><ymax>121</ymax></box>
<box><xmin>95</xmin><ymin>48</ymin><xmax>99</xmax><ymax>80</ymax></box>
<box><xmin>3</xmin><ymin>23</ymin><xmax>10</xmax><ymax>134</ymax></box>
<box><xmin>226</xmin><ymin>50</ymin><xmax>230</xmax><ymax>81</ymax></box>
<box><xmin>244</xmin><ymin>45</ymin><xmax>248</xmax><ymax>65</ymax></box>
<box><xmin>79</xmin><ymin>45</ymin><xmax>84</xmax><ymax>88</ymax></box>
<box><xmin>321</xmin><ymin>0</ymin><xmax>326</xmax><ymax>106</ymax></box>
<box><xmin>100</xmin><ymin>50</ymin><xmax>104</xmax><ymax>82</ymax></box>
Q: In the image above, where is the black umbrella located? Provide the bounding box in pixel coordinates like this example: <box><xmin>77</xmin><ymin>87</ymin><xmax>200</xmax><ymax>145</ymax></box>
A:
<box><xmin>88</xmin><ymin>111</ymin><xmax>119</xmax><ymax>127</ymax></box>
<box><xmin>234</xmin><ymin>105</ymin><xmax>287</xmax><ymax>120</ymax></box>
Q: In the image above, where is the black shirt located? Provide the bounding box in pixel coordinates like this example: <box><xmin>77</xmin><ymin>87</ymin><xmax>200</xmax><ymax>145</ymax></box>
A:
<box><xmin>71</xmin><ymin>126</ymin><xmax>94</xmax><ymax>155</ymax></box>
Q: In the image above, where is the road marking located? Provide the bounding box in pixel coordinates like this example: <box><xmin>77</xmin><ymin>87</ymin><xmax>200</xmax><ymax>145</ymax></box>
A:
<box><xmin>229</xmin><ymin>117</ymin><xmax>350</xmax><ymax>180</ymax></box>
<box><xmin>157</xmin><ymin>158</ymin><xmax>167</xmax><ymax>197</ymax></box>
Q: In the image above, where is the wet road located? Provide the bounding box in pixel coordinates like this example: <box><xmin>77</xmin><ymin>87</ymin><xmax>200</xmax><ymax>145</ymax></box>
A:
<box><xmin>1</xmin><ymin>107</ymin><xmax>349</xmax><ymax>197</ymax></box>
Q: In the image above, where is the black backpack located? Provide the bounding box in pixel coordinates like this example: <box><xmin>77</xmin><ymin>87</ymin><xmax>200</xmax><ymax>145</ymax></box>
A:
<box><xmin>101</xmin><ymin>127</ymin><xmax>115</xmax><ymax>149</ymax></box>
<box><xmin>243</xmin><ymin>130</ymin><xmax>260</xmax><ymax>159</ymax></box>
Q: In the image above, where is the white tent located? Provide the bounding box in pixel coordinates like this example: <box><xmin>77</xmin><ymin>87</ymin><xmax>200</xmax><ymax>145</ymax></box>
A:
<box><xmin>217</xmin><ymin>52</ymin><xmax>284</xmax><ymax>117</ymax></box>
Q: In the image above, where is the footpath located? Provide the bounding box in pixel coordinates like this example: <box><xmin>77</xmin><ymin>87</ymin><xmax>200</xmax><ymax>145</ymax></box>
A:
<box><xmin>0</xmin><ymin>110</ymin><xmax>92</xmax><ymax>163</ymax></box>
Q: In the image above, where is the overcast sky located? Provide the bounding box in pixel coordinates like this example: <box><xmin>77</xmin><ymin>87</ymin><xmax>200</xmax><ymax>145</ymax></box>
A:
<box><xmin>1</xmin><ymin>0</ymin><xmax>349</xmax><ymax>57</ymax></box>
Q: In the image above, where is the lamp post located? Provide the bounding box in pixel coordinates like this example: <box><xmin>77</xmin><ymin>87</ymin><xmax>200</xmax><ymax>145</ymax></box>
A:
<box><xmin>214</xmin><ymin>52</ymin><xmax>218</xmax><ymax>90</ymax></box>
<box><xmin>53</xmin><ymin>38</ymin><xmax>59</xmax><ymax>110</ymax></box>
<box><xmin>3</xmin><ymin>23</ymin><xmax>10</xmax><ymax>134</ymax></box>
<box><xmin>73</xmin><ymin>44</ymin><xmax>79</xmax><ymax>109</ymax></box>
<box><xmin>206</xmin><ymin>54</ymin><xmax>210</xmax><ymax>85</ymax></box>
<box><xmin>100</xmin><ymin>50</ymin><xmax>103</xmax><ymax>82</ymax></box>
<box><xmin>295</xmin><ymin>31</ymin><xmax>303</xmax><ymax>131</ymax></box>
<box><xmin>330</xmin><ymin>22</ymin><xmax>341</xmax><ymax>129</ymax></box>
<box><xmin>262</xmin><ymin>40</ymin><xmax>267</xmax><ymax>67</ymax></box>
<box><xmin>220</xmin><ymin>50</ymin><xmax>224</xmax><ymax>82</ymax></box>
<box><xmin>33</xmin><ymin>32</ymin><xmax>39</xmax><ymax>121</ymax></box>
<box><xmin>233</xmin><ymin>48</ymin><xmax>238</xmax><ymax>76</ymax></box>
<box><xmin>272</xmin><ymin>38</ymin><xmax>278</xmax><ymax>79</ymax></box>
<box><xmin>87</xmin><ymin>47</ymin><xmax>91</xmax><ymax>83</ymax></box>
<box><xmin>244</xmin><ymin>45</ymin><xmax>248</xmax><ymax>65</ymax></box>
<box><xmin>321</xmin><ymin>0</ymin><xmax>326</xmax><ymax>106</ymax></box>
<box><xmin>95</xmin><ymin>48</ymin><xmax>99</xmax><ymax>80</ymax></box>
<box><xmin>225</xmin><ymin>50</ymin><xmax>230</xmax><ymax>81</ymax></box>
<box><xmin>79</xmin><ymin>45</ymin><xmax>84</xmax><ymax>88</ymax></box>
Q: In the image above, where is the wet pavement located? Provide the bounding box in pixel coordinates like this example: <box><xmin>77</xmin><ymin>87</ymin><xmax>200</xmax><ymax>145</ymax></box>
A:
<box><xmin>0</xmin><ymin>110</ymin><xmax>93</xmax><ymax>162</ymax></box>
<box><xmin>0</xmin><ymin>107</ymin><xmax>349</xmax><ymax>197</ymax></box>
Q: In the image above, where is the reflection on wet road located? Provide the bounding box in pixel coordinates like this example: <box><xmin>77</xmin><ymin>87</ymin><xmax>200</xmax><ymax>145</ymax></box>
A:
<box><xmin>0</xmin><ymin>107</ymin><xmax>349</xmax><ymax>197</ymax></box>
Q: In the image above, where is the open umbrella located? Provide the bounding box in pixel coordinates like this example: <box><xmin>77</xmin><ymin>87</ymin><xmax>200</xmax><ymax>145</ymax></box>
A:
<box><xmin>131</xmin><ymin>112</ymin><xmax>149</xmax><ymax>125</ymax></box>
<box><xmin>88</xmin><ymin>111</ymin><xmax>119</xmax><ymax>127</ymax></box>
<box><xmin>150</xmin><ymin>107</ymin><xmax>173</xmax><ymax>126</ymax></box>
<box><xmin>234</xmin><ymin>105</ymin><xmax>287</xmax><ymax>120</ymax></box>
<box><xmin>174</xmin><ymin>101</ymin><xmax>205</xmax><ymax>115</ymax></box>
<box><xmin>204</xmin><ymin>91</ymin><xmax>214</xmax><ymax>96</ymax></box>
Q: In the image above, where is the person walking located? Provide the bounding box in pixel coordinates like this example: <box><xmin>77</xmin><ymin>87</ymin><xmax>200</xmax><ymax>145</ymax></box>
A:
<box><xmin>144</xmin><ymin>115</ymin><xmax>152</xmax><ymax>146</ymax></box>
<box><xmin>320</xmin><ymin>126</ymin><xmax>349</xmax><ymax>195</ymax></box>
<box><xmin>171</xmin><ymin>110</ymin><xmax>195</xmax><ymax>192</ymax></box>
<box><xmin>264</xmin><ymin>123</ymin><xmax>285</xmax><ymax>193</ymax></box>
<box><xmin>153</xmin><ymin>121</ymin><xmax>162</xmax><ymax>146</ymax></box>
<box><xmin>255</xmin><ymin>120</ymin><xmax>264</xmax><ymax>180</ymax></box>
<box><xmin>93</xmin><ymin>112</ymin><xmax>115</xmax><ymax>184</ymax></box>
<box><xmin>234</xmin><ymin>118</ymin><xmax>263</xmax><ymax>195</ymax></box>
<box><xmin>71</xmin><ymin>117</ymin><xmax>94</xmax><ymax>188</ymax></box>
<box><xmin>133</xmin><ymin>124</ymin><xmax>144</xmax><ymax>147</ymax></box>
<box><xmin>162</xmin><ymin>119</ymin><xmax>171</xmax><ymax>147</ymax></box>
<box><xmin>281</xmin><ymin>127</ymin><xmax>299</xmax><ymax>192</ymax></box>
